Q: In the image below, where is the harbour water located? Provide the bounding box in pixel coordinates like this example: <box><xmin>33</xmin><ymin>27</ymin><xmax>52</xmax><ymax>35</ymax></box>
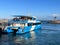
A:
<box><xmin>0</xmin><ymin>24</ymin><xmax>60</xmax><ymax>45</ymax></box>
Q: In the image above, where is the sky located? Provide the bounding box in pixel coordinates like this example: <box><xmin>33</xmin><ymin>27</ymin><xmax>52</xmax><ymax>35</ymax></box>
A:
<box><xmin>0</xmin><ymin>0</ymin><xmax>60</xmax><ymax>20</ymax></box>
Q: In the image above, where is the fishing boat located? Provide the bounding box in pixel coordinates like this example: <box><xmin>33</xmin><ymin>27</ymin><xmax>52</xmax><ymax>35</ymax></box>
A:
<box><xmin>3</xmin><ymin>15</ymin><xmax>41</xmax><ymax>34</ymax></box>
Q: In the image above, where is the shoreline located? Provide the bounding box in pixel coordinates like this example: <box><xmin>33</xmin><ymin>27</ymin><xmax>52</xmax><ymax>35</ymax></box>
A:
<box><xmin>48</xmin><ymin>20</ymin><xmax>60</xmax><ymax>24</ymax></box>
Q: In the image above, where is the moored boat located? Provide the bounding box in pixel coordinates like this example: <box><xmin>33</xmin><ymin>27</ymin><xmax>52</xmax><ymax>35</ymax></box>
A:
<box><xmin>3</xmin><ymin>15</ymin><xmax>41</xmax><ymax>34</ymax></box>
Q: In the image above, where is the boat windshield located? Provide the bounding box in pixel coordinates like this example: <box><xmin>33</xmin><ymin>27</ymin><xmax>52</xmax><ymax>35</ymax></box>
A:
<box><xmin>13</xmin><ymin>16</ymin><xmax>33</xmax><ymax>21</ymax></box>
<box><xmin>13</xmin><ymin>17</ymin><xmax>32</xmax><ymax>20</ymax></box>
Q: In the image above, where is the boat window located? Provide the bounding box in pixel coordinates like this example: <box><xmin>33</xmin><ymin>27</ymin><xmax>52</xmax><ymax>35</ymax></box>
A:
<box><xmin>28</xmin><ymin>23</ymin><xmax>33</xmax><ymax>26</ymax></box>
<box><xmin>32</xmin><ymin>18</ymin><xmax>36</xmax><ymax>20</ymax></box>
<box><xmin>28</xmin><ymin>23</ymin><xmax>41</xmax><ymax>26</ymax></box>
<box><xmin>13</xmin><ymin>18</ymin><xmax>19</xmax><ymax>21</ymax></box>
<box><xmin>19</xmin><ymin>16</ymin><xmax>32</xmax><ymax>20</ymax></box>
<box><xmin>8</xmin><ymin>23</ymin><xmax>10</xmax><ymax>26</ymax></box>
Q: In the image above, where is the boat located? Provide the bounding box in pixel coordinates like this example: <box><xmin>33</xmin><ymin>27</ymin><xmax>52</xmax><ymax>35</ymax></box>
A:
<box><xmin>3</xmin><ymin>15</ymin><xmax>41</xmax><ymax>34</ymax></box>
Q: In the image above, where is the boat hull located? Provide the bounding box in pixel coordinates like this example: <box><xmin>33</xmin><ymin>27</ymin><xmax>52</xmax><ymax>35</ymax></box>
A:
<box><xmin>3</xmin><ymin>25</ymin><xmax>41</xmax><ymax>34</ymax></box>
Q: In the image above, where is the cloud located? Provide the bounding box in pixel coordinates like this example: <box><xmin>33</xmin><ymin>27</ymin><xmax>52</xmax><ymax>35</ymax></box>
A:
<box><xmin>52</xmin><ymin>14</ymin><xmax>60</xmax><ymax>17</ymax></box>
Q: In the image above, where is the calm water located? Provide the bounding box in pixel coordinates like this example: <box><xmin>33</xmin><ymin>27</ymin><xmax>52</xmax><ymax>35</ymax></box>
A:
<box><xmin>0</xmin><ymin>24</ymin><xmax>60</xmax><ymax>45</ymax></box>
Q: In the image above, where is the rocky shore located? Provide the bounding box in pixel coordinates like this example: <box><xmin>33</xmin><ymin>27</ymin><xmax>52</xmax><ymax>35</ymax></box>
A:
<box><xmin>0</xmin><ymin>19</ymin><xmax>8</xmax><ymax>31</ymax></box>
<box><xmin>0</xmin><ymin>19</ymin><xmax>8</xmax><ymax>23</ymax></box>
<box><xmin>49</xmin><ymin>20</ymin><xmax>60</xmax><ymax>24</ymax></box>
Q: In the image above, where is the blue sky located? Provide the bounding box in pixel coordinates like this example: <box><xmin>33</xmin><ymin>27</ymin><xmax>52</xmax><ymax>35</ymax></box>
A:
<box><xmin>0</xmin><ymin>0</ymin><xmax>60</xmax><ymax>20</ymax></box>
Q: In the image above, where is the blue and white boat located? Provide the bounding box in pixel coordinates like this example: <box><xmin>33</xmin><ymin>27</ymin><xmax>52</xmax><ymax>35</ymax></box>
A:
<box><xmin>3</xmin><ymin>15</ymin><xmax>41</xmax><ymax>34</ymax></box>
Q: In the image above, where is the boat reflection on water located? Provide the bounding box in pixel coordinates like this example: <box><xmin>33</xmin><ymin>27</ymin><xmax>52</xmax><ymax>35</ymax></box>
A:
<box><xmin>0</xmin><ymin>29</ymin><xmax>40</xmax><ymax>45</ymax></box>
<box><xmin>14</xmin><ymin>31</ymin><xmax>36</xmax><ymax>44</ymax></box>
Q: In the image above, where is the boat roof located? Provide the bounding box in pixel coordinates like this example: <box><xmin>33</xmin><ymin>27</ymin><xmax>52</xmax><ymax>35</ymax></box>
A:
<box><xmin>13</xmin><ymin>15</ymin><xmax>36</xmax><ymax>19</ymax></box>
